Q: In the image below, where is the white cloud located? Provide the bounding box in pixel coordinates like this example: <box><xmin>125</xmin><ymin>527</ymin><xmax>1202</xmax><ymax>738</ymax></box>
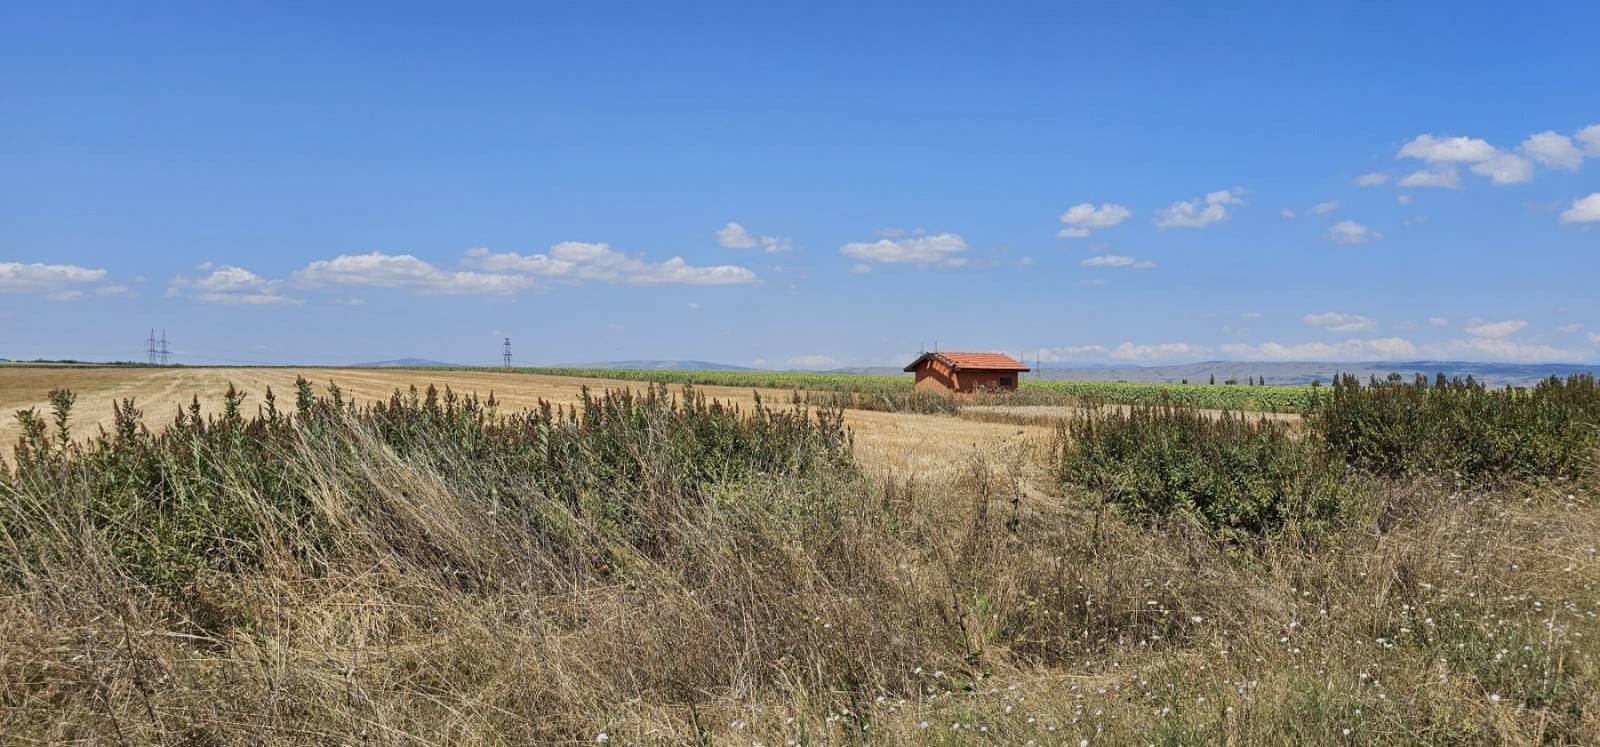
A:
<box><xmin>1081</xmin><ymin>254</ymin><xmax>1156</xmax><ymax>270</ymax></box>
<box><xmin>1396</xmin><ymin>194</ymin><xmax>1415</xmax><ymax>205</ymax></box>
<box><xmin>168</xmin><ymin>265</ymin><xmax>302</xmax><ymax>305</ymax></box>
<box><xmin>1309</xmin><ymin>200</ymin><xmax>1341</xmax><ymax>216</ymax></box>
<box><xmin>1057</xmin><ymin>203</ymin><xmax>1132</xmax><ymax>238</ymax></box>
<box><xmin>1110</xmin><ymin>342</ymin><xmax>1202</xmax><ymax>362</ymax></box>
<box><xmin>839</xmin><ymin>232</ymin><xmax>968</xmax><ymax>267</ymax></box>
<box><xmin>716</xmin><ymin>222</ymin><xmax>757</xmax><ymax>249</ymax></box>
<box><xmin>1468</xmin><ymin>152</ymin><xmax>1534</xmax><ymax>184</ymax></box>
<box><xmin>1520</xmin><ymin>131</ymin><xmax>1584</xmax><ymax>170</ymax></box>
<box><xmin>1590</xmin><ymin>332</ymin><xmax>1600</xmax><ymax>345</ymax></box>
<box><xmin>685</xmin><ymin>302</ymin><xmax>701</xmax><ymax>310</ymax></box>
<box><xmin>786</xmin><ymin>354</ymin><xmax>837</xmax><ymax>369</ymax></box>
<box><xmin>1428</xmin><ymin>317</ymin><xmax>1450</xmax><ymax>328</ymax></box>
<box><xmin>1397</xmin><ymin>168</ymin><xmax>1461</xmax><ymax>189</ymax></box>
<box><xmin>1302</xmin><ymin>312</ymin><xmax>1377</xmax><ymax>334</ymax></box>
<box><xmin>1398</xmin><ymin>134</ymin><xmax>1499</xmax><ymax>164</ymax></box>
<box><xmin>1435</xmin><ymin>337</ymin><xmax>1582</xmax><ymax>363</ymax></box>
<box><xmin>1155</xmin><ymin>188</ymin><xmax>1243</xmax><ymax>229</ymax></box>
<box><xmin>1463</xmin><ymin>319</ymin><xmax>1527</xmax><ymax>339</ymax></box>
<box><xmin>1578</xmin><ymin>124</ymin><xmax>1600</xmax><ymax>156</ymax></box>
<box><xmin>1555</xmin><ymin>323</ymin><xmax>1583</xmax><ymax>333</ymax></box>
<box><xmin>295</xmin><ymin>252</ymin><xmax>533</xmax><ymax>295</ymax></box>
<box><xmin>1036</xmin><ymin>345</ymin><xmax>1111</xmax><ymax>362</ymax></box>
<box><xmin>1354</xmin><ymin>172</ymin><xmax>1391</xmax><ymax>187</ymax></box>
<box><xmin>1241</xmin><ymin>311</ymin><xmax>1264</xmax><ymax>321</ymax></box>
<box><xmin>0</xmin><ymin>262</ymin><xmax>109</xmax><ymax>294</ymax></box>
<box><xmin>716</xmin><ymin>221</ymin><xmax>792</xmax><ymax>253</ymax></box>
<box><xmin>465</xmin><ymin>243</ymin><xmax>759</xmax><ymax>286</ymax></box>
<box><xmin>849</xmin><ymin>263</ymin><xmax>872</xmax><ymax>274</ymax></box>
<box><xmin>1559</xmin><ymin>193</ymin><xmax>1600</xmax><ymax>224</ymax></box>
<box><xmin>1327</xmin><ymin>220</ymin><xmax>1381</xmax><ymax>245</ymax></box>
<box><xmin>1280</xmin><ymin>208</ymin><xmax>1296</xmax><ymax>219</ymax></box>
<box><xmin>1221</xmin><ymin>337</ymin><xmax>1417</xmax><ymax>362</ymax></box>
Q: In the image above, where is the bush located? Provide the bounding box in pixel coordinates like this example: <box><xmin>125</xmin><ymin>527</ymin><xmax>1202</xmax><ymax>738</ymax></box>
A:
<box><xmin>1053</xmin><ymin>402</ymin><xmax>1351</xmax><ymax>538</ymax></box>
<box><xmin>2</xmin><ymin>380</ymin><xmax>854</xmax><ymax>591</ymax></box>
<box><xmin>1309</xmin><ymin>373</ymin><xmax>1600</xmax><ymax>481</ymax></box>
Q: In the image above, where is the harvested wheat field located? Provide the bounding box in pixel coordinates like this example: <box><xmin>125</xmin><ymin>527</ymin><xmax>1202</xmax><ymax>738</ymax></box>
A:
<box><xmin>0</xmin><ymin>365</ymin><xmax>1049</xmax><ymax>478</ymax></box>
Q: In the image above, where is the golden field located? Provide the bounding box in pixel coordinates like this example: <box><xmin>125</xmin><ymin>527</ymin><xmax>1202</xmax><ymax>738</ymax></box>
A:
<box><xmin>0</xmin><ymin>365</ymin><xmax>1050</xmax><ymax>477</ymax></box>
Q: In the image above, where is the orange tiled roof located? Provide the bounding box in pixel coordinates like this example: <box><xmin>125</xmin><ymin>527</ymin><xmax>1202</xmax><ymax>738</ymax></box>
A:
<box><xmin>903</xmin><ymin>351</ymin><xmax>1031</xmax><ymax>373</ymax></box>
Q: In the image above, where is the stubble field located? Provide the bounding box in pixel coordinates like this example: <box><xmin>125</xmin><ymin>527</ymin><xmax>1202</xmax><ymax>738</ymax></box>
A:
<box><xmin>0</xmin><ymin>366</ymin><xmax>1050</xmax><ymax>478</ymax></box>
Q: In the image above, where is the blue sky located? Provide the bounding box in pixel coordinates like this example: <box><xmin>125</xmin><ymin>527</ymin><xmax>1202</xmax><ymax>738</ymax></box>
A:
<box><xmin>3</xmin><ymin>1</ymin><xmax>1598</xmax><ymax>368</ymax></box>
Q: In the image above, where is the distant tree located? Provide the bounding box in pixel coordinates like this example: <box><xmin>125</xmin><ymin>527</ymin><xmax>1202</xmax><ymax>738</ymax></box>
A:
<box><xmin>1209</xmin><ymin>374</ymin><xmax>1216</xmax><ymax>385</ymax></box>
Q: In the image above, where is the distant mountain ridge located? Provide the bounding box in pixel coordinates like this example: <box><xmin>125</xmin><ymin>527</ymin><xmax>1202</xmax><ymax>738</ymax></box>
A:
<box><xmin>357</xmin><ymin>358</ymin><xmax>460</xmax><ymax>368</ymax></box>
<box><xmin>836</xmin><ymin>360</ymin><xmax>1597</xmax><ymax>387</ymax></box>
<box><xmin>564</xmin><ymin>360</ymin><xmax>757</xmax><ymax>372</ymax></box>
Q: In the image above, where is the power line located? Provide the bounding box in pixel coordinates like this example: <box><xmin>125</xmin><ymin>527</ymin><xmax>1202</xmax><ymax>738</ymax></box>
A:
<box><xmin>146</xmin><ymin>329</ymin><xmax>159</xmax><ymax>365</ymax></box>
<box><xmin>159</xmin><ymin>330</ymin><xmax>170</xmax><ymax>366</ymax></box>
<box><xmin>502</xmin><ymin>337</ymin><xmax>512</xmax><ymax>369</ymax></box>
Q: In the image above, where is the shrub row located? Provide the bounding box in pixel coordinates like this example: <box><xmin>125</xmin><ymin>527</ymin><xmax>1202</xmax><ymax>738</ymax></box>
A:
<box><xmin>3</xmin><ymin>380</ymin><xmax>853</xmax><ymax>590</ymax></box>
<box><xmin>1055</xmin><ymin>374</ymin><xmax>1600</xmax><ymax>537</ymax></box>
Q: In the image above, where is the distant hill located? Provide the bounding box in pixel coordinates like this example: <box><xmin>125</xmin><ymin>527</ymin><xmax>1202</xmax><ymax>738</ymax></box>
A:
<box><xmin>356</xmin><ymin>358</ymin><xmax>459</xmax><ymax>368</ymax></box>
<box><xmin>837</xmin><ymin>360</ymin><xmax>1597</xmax><ymax>387</ymax></box>
<box><xmin>566</xmin><ymin>360</ymin><xmax>756</xmax><ymax>372</ymax></box>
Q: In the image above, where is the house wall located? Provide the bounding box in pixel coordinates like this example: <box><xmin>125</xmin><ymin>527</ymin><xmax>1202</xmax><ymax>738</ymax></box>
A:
<box><xmin>911</xmin><ymin>360</ymin><xmax>1021</xmax><ymax>394</ymax></box>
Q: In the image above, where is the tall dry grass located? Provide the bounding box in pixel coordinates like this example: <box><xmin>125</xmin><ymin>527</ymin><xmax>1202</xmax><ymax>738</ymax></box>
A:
<box><xmin>1</xmin><ymin>381</ymin><xmax>1597</xmax><ymax>744</ymax></box>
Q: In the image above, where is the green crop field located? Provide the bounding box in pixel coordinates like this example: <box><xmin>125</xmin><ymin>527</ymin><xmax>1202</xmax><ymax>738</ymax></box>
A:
<box><xmin>501</xmin><ymin>366</ymin><xmax>1323</xmax><ymax>413</ymax></box>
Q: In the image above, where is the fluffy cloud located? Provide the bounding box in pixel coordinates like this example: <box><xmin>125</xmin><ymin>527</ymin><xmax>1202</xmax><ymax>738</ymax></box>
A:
<box><xmin>716</xmin><ymin>222</ymin><xmax>792</xmax><ymax>253</ymax></box>
<box><xmin>1436</xmin><ymin>337</ymin><xmax>1582</xmax><ymax>363</ymax></box>
<box><xmin>1302</xmin><ymin>312</ymin><xmax>1377</xmax><ymax>334</ymax></box>
<box><xmin>1398</xmin><ymin>134</ymin><xmax>1499</xmax><ymax>164</ymax></box>
<box><xmin>290</xmin><ymin>245</ymin><xmax>757</xmax><ymax>295</ymax></box>
<box><xmin>1394</xmin><ymin>129</ymin><xmax>1600</xmax><ymax>187</ymax></box>
<box><xmin>1081</xmin><ymin>254</ymin><xmax>1156</xmax><ymax>270</ymax></box>
<box><xmin>1556</xmin><ymin>323</ymin><xmax>1583</xmax><ymax>333</ymax></box>
<box><xmin>170</xmin><ymin>265</ymin><xmax>302</xmax><ymax>305</ymax></box>
<box><xmin>1520</xmin><ymin>131</ymin><xmax>1584</xmax><ymax>170</ymax></box>
<box><xmin>466</xmin><ymin>243</ymin><xmax>759</xmax><ymax>286</ymax></box>
<box><xmin>1559</xmin><ymin>193</ymin><xmax>1600</xmax><ymax>224</ymax></box>
<box><xmin>1036</xmin><ymin>345</ymin><xmax>1112</xmax><ymax>362</ymax></box>
<box><xmin>839</xmin><ymin>232</ymin><xmax>968</xmax><ymax>267</ymax></box>
<box><xmin>1581</xmin><ymin>125</ymin><xmax>1600</xmax><ymax>156</ymax></box>
<box><xmin>0</xmin><ymin>262</ymin><xmax>109</xmax><ymax>294</ymax></box>
<box><xmin>1220</xmin><ymin>337</ymin><xmax>1417</xmax><ymax>362</ymax></box>
<box><xmin>1428</xmin><ymin>317</ymin><xmax>1450</xmax><ymax>328</ymax></box>
<box><xmin>1468</xmin><ymin>152</ymin><xmax>1534</xmax><ymax>184</ymax></box>
<box><xmin>1397</xmin><ymin>168</ymin><xmax>1461</xmax><ymax>189</ymax></box>
<box><xmin>1155</xmin><ymin>189</ymin><xmax>1243</xmax><ymax>229</ymax></box>
<box><xmin>1327</xmin><ymin>220</ymin><xmax>1381</xmax><ymax>245</ymax></box>
<box><xmin>1110</xmin><ymin>342</ymin><xmax>1201</xmax><ymax>362</ymax></box>
<box><xmin>1463</xmin><ymin>319</ymin><xmax>1527</xmax><ymax>339</ymax></box>
<box><xmin>1309</xmin><ymin>200</ymin><xmax>1341</xmax><ymax>216</ymax></box>
<box><xmin>786</xmin><ymin>354</ymin><xmax>837</xmax><ymax>369</ymax></box>
<box><xmin>1057</xmin><ymin>203</ymin><xmax>1132</xmax><ymax>238</ymax></box>
<box><xmin>295</xmin><ymin>252</ymin><xmax>535</xmax><ymax>295</ymax></box>
<box><xmin>1590</xmin><ymin>332</ymin><xmax>1600</xmax><ymax>345</ymax></box>
<box><xmin>1354</xmin><ymin>172</ymin><xmax>1391</xmax><ymax>187</ymax></box>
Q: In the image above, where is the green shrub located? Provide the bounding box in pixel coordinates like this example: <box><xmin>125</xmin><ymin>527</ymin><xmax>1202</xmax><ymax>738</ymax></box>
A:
<box><xmin>1309</xmin><ymin>373</ymin><xmax>1600</xmax><ymax>481</ymax></box>
<box><xmin>1053</xmin><ymin>403</ymin><xmax>1351</xmax><ymax>537</ymax></box>
<box><xmin>2</xmin><ymin>380</ymin><xmax>854</xmax><ymax>590</ymax></box>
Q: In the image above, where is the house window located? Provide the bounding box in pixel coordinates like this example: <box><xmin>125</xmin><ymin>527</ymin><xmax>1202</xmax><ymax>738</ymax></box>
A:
<box><xmin>999</xmin><ymin>376</ymin><xmax>1014</xmax><ymax>387</ymax></box>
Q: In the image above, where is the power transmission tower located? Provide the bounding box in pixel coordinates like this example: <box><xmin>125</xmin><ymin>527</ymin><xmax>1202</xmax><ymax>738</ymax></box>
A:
<box><xmin>146</xmin><ymin>329</ymin><xmax>159</xmax><ymax>365</ymax></box>
<box><xmin>502</xmin><ymin>337</ymin><xmax>512</xmax><ymax>369</ymax></box>
<box><xmin>159</xmin><ymin>330</ymin><xmax>170</xmax><ymax>366</ymax></box>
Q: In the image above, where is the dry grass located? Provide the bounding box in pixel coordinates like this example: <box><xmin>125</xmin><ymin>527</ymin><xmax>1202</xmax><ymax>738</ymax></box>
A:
<box><xmin>2</xmin><ymin>368</ymin><xmax>1597</xmax><ymax>744</ymax></box>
